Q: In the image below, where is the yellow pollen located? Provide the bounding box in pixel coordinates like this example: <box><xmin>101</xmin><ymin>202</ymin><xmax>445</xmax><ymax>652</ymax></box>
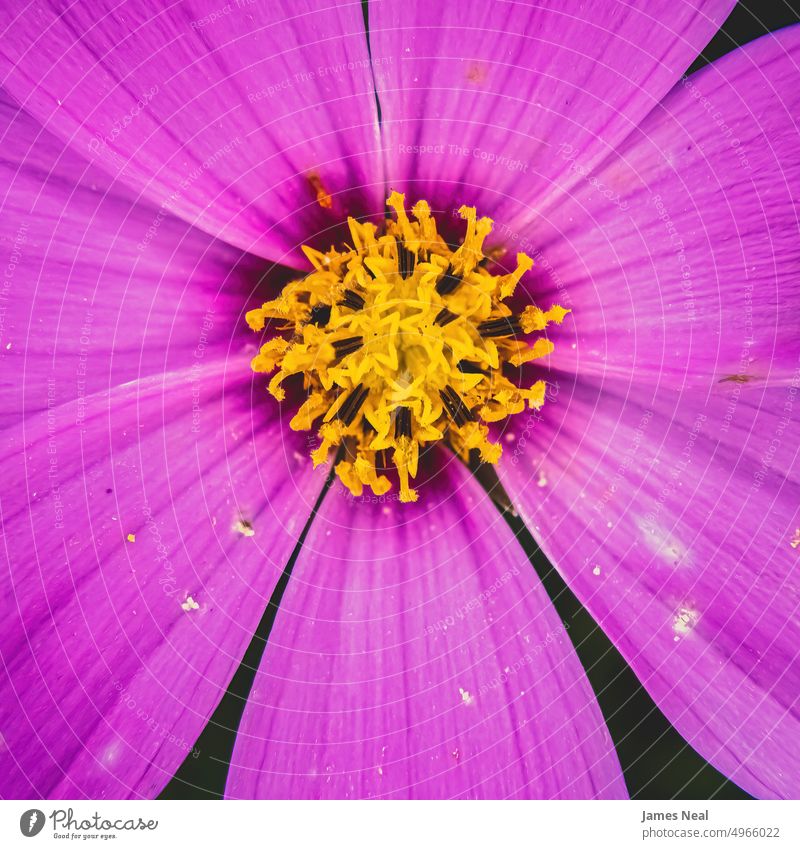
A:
<box><xmin>307</xmin><ymin>173</ymin><xmax>332</xmax><ymax>209</ymax></box>
<box><xmin>246</xmin><ymin>192</ymin><xmax>570</xmax><ymax>501</ymax></box>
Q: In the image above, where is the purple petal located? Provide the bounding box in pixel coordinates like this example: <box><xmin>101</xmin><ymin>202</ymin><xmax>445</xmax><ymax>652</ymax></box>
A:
<box><xmin>0</xmin><ymin>363</ymin><xmax>324</xmax><ymax>798</ymax></box>
<box><xmin>370</xmin><ymin>0</ymin><xmax>732</xmax><ymax>233</ymax></box>
<box><xmin>500</xmin><ymin>374</ymin><xmax>800</xmax><ymax>798</ymax></box>
<box><xmin>0</xmin><ymin>1</ymin><xmax>383</xmax><ymax>263</ymax></box>
<box><xmin>526</xmin><ymin>26</ymin><xmax>800</xmax><ymax>388</ymax></box>
<box><xmin>0</xmin><ymin>94</ymin><xmax>265</xmax><ymax>427</ymax></box>
<box><xmin>226</xmin><ymin>452</ymin><xmax>625</xmax><ymax>799</ymax></box>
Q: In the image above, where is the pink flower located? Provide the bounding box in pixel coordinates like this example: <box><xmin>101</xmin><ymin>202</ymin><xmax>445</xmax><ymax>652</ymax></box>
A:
<box><xmin>0</xmin><ymin>0</ymin><xmax>798</xmax><ymax>799</ymax></box>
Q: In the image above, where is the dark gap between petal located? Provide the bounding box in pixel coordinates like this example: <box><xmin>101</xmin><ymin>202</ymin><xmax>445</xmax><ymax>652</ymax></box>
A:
<box><xmin>159</xmin><ymin>461</ymin><xmax>339</xmax><ymax>799</ymax></box>
<box><xmin>468</xmin><ymin>458</ymin><xmax>750</xmax><ymax>801</ymax></box>
<box><xmin>361</xmin><ymin>0</ymin><xmax>383</xmax><ymax>126</ymax></box>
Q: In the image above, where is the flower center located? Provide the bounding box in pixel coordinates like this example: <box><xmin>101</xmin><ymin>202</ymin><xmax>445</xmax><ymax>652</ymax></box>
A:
<box><xmin>246</xmin><ymin>192</ymin><xmax>569</xmax><ymax>503</ymax></box>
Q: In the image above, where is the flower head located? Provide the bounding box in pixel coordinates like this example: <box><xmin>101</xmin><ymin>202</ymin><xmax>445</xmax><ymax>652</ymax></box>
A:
<box><xmin>0</xmin><ymin>0</ymin><xmax>798</xmax><ymax>804</ymax></box>
<box><xmin>247</xmin><ymin>192</ymin><xmax>567</xmax><ymax>501</ymax></box>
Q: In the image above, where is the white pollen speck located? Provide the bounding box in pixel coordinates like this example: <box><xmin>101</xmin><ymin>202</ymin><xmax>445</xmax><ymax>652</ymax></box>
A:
<box><xmin>377</xmin><ymin>766</ymin><xmax>383</xmax><ymax>776</ymax></box>
<box><xmin>459</xmin><ymin>687</ymin><xmax>473</xmax><ymax>705</ymax></box>
<box><xmin>233</xmin><ymin>519</ymin><xmax>255</xmax><ymax>537</ymax></box>
<box><xmin>5</xmin><ymin>343</ymin><xmax>11</xmax><ymax>350</ymax></box>
<box><xmin>505</xmin><ymin>433</ymin><xmax>516</xmax><ymax>443</ymax></box>
<box><xmin>536</xmin><ymin>470</ymin><xmax>548</xmax><ymax>488</ymax></box>
<box><xmin>181</xmin><ymin>596</ymin><xmax>200</xmax><ymax>611</ymax></box>
<box><xmin>102</xmin><ymin>740</ymin><xmax>121</xmax><ymax>765</ymax></box>
<box><xmin>592</xmin><ymin>565</ymin><xmax>601</xmax><ymax>576</ymax></box>
<box><xmin>672</xmin><ymin>605</ymin><xmax>699</xmax><ymax>639</ymax></box>
<box><xmin>636</xmin><ymin>517</ymin><xmax>688</xmax><ymax>566</ymax></box>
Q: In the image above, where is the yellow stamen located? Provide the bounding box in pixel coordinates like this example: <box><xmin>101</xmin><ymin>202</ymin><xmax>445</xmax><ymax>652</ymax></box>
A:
<box><xmin>246</xmin><ymin>192</ymin><xmax>569</xmax><ymax>501</ymax></box>
<box><xmin>251</xmin><ymin>338</ymin><xmax>290</xmax><ymax>373</ymax></box>
<box><xmin>354</xmin><ymin>455</ymin><xmax>392</xmax><ymax>496</ymax></box>
<box><xmin>520</xmin><ymin>303</ymin><xmax>571</xmax><ymax>333</ymax></box>
<box><xmin>393</xmin><ymin>436</ymin><xmax>419</xmax><ymax>503</ymax></box>
<box><xmin>335</xmin><ymin>460</ymin><xmax>363</xmax><ymax>497</ymax></box>
<box><xmin>499</xmin><ymin>253</ymin><xmax>535</xmax><ymax>299</ymax></box>
<box><xmin>508</xmin><ymin>337</ymin><xmax>556</xmax><ymax>367</ymax></box>
<box><xmin>290</xmin><ymin>393</ymin><xmax>327</xmax><ymax>431</ymax></box>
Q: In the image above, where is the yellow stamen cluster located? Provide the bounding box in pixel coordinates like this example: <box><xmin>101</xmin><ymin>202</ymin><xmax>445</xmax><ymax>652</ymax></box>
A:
<box><xmin>246</xmin><ymin>192</ymin><xmax>569</xmax><ymax>503</ymax></box>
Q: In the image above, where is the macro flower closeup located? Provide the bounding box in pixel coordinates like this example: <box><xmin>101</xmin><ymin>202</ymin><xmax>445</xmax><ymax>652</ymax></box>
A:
<box><xmin>1</xmin><ymin>0</ymin><xmax>798</xmax><ymax>802</ymax></box>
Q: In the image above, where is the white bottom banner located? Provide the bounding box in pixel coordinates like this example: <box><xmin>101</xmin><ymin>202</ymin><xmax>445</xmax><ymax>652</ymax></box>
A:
<box><xmin>2</xmin><ymin>800</ymin><xmax>798</xmax><ymax>848</ymax></box>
